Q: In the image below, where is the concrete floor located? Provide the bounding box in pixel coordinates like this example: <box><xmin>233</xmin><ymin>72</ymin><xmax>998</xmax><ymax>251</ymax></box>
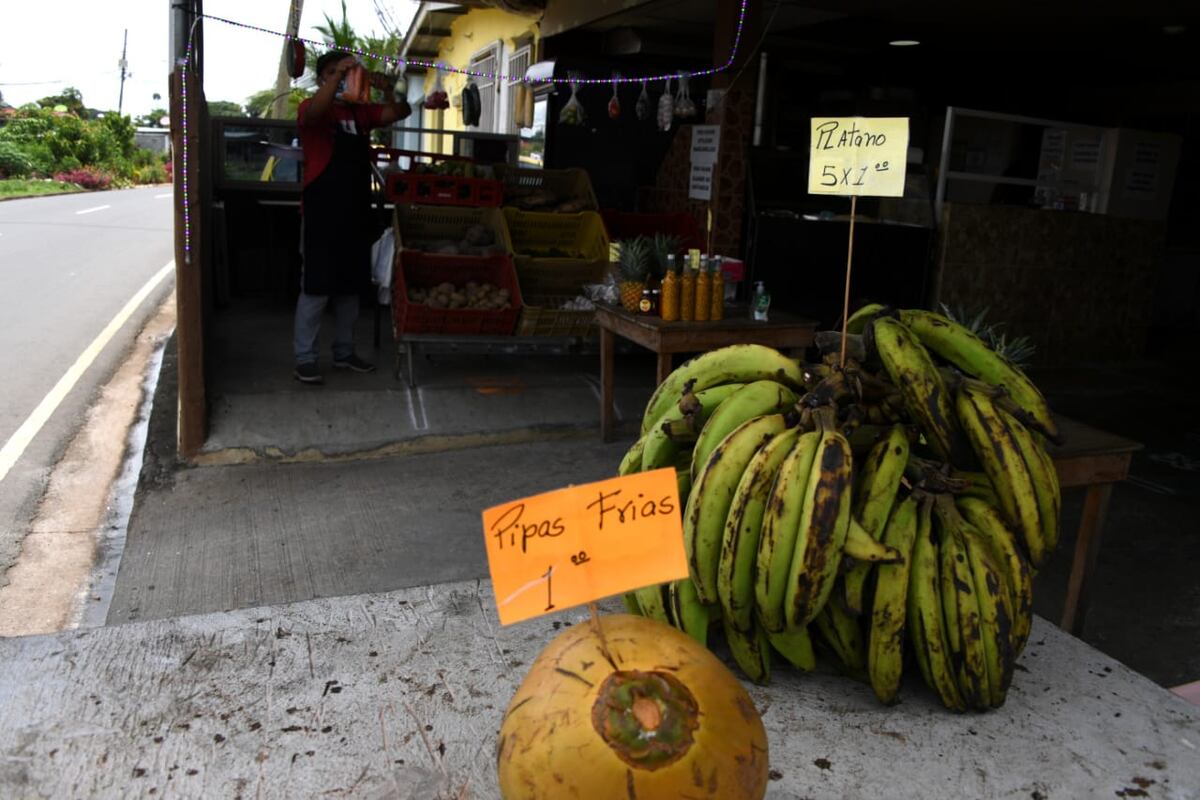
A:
<box><xmin>203</xmin><ymin>299</ymin><xmax>652</xmax><ymax>458</ymax></box>
<box><xmin>109</xmin><ymin>299</ymin><xmax>1200</xmax><ymax>690</ymax></box>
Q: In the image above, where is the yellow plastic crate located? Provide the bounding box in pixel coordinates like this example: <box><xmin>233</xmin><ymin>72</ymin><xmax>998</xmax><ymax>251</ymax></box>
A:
<box><xmin>504</xmin><ymin>209</ymin><xmax>610</xmax><ymax>298</ymax></box>
<box><xmin>392</xmin><ymin>204</ymin><xmax>514</xmax><ymax>255</ymax></box>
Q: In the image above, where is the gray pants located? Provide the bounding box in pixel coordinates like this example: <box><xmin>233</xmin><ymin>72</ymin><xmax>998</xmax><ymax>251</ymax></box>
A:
<box><xmin>293</xmin><ymin>292</ymin><xmax>359</xmax><ymax>366</ymax></box>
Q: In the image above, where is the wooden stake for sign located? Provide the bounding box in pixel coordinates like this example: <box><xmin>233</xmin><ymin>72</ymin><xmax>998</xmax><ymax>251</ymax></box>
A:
<box><xmin>839</xmin><ymin>195</ymin><xmax>858</xmax><ymax>368</ymax></box>
<box><xmin>706</xmin><ymin>206</ymin><xmax>714</xmax><ymax>256</ymax></box>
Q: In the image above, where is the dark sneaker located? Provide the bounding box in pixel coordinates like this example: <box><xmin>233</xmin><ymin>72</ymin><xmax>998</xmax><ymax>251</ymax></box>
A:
<box><xmin>294</xmin><ymin>362</ymin><xmax>324</xmax><ymax>384</ymax></box>
<box><xmin>333</xmin><ymin>354</ymin><xmax>376</xmax><ymax>373</ymax></box>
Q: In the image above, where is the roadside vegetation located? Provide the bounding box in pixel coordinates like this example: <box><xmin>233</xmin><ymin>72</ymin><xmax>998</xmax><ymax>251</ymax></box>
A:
<box><xmin>0</xmin><ymin>179</ymin><xmax>82</xmax><ymax>199</ymax></box>
<box><xmin>0</xmin><ymin>87</ymin><xmax>172</xmax><ymax>199</ymax></box>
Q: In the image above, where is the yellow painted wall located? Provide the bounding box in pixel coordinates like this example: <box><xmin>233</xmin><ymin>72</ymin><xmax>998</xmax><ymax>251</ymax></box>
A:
<box><xmin>421</xmin><ymin>9</ymin><xmax>539</xmax><ymax>153</ymax></box>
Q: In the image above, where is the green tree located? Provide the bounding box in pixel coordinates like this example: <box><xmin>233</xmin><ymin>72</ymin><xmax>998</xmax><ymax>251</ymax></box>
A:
<box><xmin>246</xmin><ymin>87</ymin><xmax>309</xmax><ymax>119</ymax></box>
<box><xmin>315</xmin><ymin>0</ymin><xmax>357</xmax><ymax>48</ymax></box>
<box><xmin>205</xmin><ymin>101</ymin><xmax>244</xmax><ymax>118</ymax></box>
<box><xmin>37</xmin><ymin>87</ymin><xmax>86</xmax><ymax>116</ymax></box>
<box><xmin>135</xmin><ymin>107</ymin><xmax>171</xmax><ymax>126</ymax></box>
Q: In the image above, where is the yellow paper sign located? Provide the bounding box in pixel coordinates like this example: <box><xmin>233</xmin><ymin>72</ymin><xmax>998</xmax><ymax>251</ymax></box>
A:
<box><xmin>481</xmin><ymin>469</ymin><xmax>688</xmax><ymax>626</ymax></box>
<box><xmin>808</xmin><ymin>117</ymin><xmax>910</xmax><ymax>197</ymax></box>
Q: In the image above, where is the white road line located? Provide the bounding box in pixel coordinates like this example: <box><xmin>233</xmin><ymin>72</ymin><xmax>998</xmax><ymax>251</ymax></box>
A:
<box><xmin>75</xmin><ymin>205</ymin><xmax>111</xmax><ymax>215</ymax></box>
<box><xmin>0</xmin><ymin>261</ymin><xmax>174</xmax><ymax>484</ymax></box>
<box><xmin>154</xmin><ymin>193</ymin><xmax>172</xmax><ymax>199</ymax></box>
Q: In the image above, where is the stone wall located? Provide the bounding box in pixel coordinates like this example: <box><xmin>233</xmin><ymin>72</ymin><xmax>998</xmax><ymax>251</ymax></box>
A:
<box><xmin>936</xmin><ymin>204</ymin><xmax>1164</xmax><ymax>364</ymax></box>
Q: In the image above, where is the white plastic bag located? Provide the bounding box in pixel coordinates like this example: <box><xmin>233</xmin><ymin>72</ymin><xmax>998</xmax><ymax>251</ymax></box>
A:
<box><xmin>371</xmin><ymin>227</ymin><xmax>396</xmax><ymax>305</ymax></box>
<box><xmin>674</xmin><ymin>73</ymin><xmax>696</xmax><ymax>119</ymax></box>
<box><xmin>635</xmin><ymin>78</ymin><xmax>651</xmax><ymax>121</ymax></box>
<box><xmin>559</xmin><ymin>72</ymin><xmax>586</xmax><ymax>126</ymax></box>
<box><xmin>657</xmin><ymin>76</ymin><xmax>674</xmax><ymax>132</ymax></box>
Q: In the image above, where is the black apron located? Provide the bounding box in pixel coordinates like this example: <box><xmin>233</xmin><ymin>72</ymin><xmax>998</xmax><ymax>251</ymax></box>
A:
<box><xmin>301</xmin><ymin>106</ymin><xmax>374</xmax><ymax>296</ymax></box>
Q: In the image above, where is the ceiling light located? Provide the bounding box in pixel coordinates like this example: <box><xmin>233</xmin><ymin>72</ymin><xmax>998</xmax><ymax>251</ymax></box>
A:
<box><xmin>889</xmin><ymin>39</ymin><xmax>920</xmax><ymax>46</ymax></box>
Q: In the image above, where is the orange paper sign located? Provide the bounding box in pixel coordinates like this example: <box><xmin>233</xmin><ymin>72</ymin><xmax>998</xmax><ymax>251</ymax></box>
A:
<box><xmin>481</xmin><ymin>468</ymin><xmax>688</xmax><ymax>626</ymax></box>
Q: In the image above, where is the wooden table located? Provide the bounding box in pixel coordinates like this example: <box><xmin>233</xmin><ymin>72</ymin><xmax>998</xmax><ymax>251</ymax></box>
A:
<box><xmin>1048</xmin><ymin>416</ymin><xmax>1142</xmax><ymax>636</ymax></box>
<box><xmin>595</xmin><ymin>304</ymin><xmax>818</xmax><ymax>441</ymax></box>
<box><xmin>2</xmin><ymin>580</ymin><xmax>1196</xmax><ymax>798</ymax></box>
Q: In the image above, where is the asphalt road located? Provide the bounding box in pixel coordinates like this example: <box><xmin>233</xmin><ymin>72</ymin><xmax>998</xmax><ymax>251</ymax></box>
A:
<box><xmin>0</xmin><ymin>186</ymin><xmax>175</xmax><ymax>581</ymax></box>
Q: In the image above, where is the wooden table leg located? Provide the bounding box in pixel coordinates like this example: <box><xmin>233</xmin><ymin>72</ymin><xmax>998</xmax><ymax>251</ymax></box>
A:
<box><xmin>1060</xmin><ymin>482</ymin><xmax>1114</xmax><ymax>637</ymax></box>
<box><xmin>600</xmin><ymin>327</ymin><xmax>615</xmax><ymax>442</ymax></box>
<box><xmin>656</xmin><ymin>352</ymin><xmax>673</xmax><ymax>386</ymax></box>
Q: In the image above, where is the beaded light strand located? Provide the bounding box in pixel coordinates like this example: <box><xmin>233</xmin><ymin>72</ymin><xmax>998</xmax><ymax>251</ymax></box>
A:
<box><xmin>199</xmin><ymin>0</ymin><xmax>749</xmax><ymax>85</ymax></box>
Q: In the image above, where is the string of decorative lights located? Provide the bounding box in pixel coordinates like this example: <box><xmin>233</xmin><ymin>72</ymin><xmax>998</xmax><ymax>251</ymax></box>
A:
<box><xmin>177</xmin><ymin>18</ymin><xmax>201</xmax><ymax>264</ymax></box>
<box><xmin>174</xmin><ymin>0</ymin><xmax>753</xmax><ymax>259</ymax></box>
<box><xmin>198</xmin><ymin>0</ymin><xmax>749</xmax><ymax>85</ymax></box>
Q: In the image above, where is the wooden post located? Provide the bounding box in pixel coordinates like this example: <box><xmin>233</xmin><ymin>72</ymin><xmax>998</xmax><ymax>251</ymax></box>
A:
<box><xmin>839</xmin><ymin>195</ymin><xmax>858</xmax><ymax>368</ymax></box>
<box><xmin>171</xmin><ymin>69</ymin><xmax>207</xmax><ymax>458</ymax></box>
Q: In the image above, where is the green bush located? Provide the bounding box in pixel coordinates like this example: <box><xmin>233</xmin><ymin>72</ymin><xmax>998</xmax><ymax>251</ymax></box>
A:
<box><xmin>133</xmin><ymin>162</ymin><xmax>168</xmax><ymax>184</ymax></box>
<box><xmin>0</xmin><ymin>140</ymin><xmax>34</xmax><ymax>177</ymax></box>
<box><xmin>0</xmin><ymin>107</ymin><xmax>138</xmax><ymax>179</ymax></box>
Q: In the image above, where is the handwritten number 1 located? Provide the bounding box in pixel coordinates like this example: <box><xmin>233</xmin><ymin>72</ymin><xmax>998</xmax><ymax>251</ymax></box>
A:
<box><xmin>544</xmin><ymin>565</ymin><xmax>555</xmax><ymax>611</ymax></box>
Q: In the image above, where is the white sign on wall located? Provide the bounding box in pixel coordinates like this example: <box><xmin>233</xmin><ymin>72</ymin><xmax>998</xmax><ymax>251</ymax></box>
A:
<box><xmin>691</xmin><ymin>125</ymin><xmax>721</xmax><ymax>167</ymax></box>
<box><xmin>689</xmin><ymin>163</ymin><xmax>714</xmax><ymax>201</ymax></box>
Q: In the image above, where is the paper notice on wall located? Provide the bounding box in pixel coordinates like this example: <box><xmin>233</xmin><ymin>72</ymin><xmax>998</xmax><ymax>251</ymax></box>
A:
<box><xmin>1123</xmin><ymin>141</ymin><xmax>1162</xmax><ymax>195</ymax></box>
<box><xmin>807</xmin><ymin>117</ymin><xmax>910</xmax><ymax>197</ymax></box>
<box><xmin>689</xmin><ymin>163</ymin><xmax>714</xmax><ymax>200</ymax></box>
<box><xmin>1070</xmin><ymin>138</ymin><xmax>1102</xmax><ymax>171</ymax></box>
<box><xmin>691</xmin><ymin>125</ymin><xmax>721</xmax><ymax>167</ymax></box>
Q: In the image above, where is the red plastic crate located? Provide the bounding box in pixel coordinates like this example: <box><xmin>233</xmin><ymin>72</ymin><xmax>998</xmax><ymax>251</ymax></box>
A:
<box><xmin>375</xmin><ymin>148</ymin><xmax>502</xmax><ymax>207</ymax></box>
<box><xmin>600</xmin><ymin>209</ymin><xmax>705</xmax><ymax>252</ymax></box>
<box><xmin>392</xmin><ymin>252</ymin><xmax>522</xmax><ymax>336</ymax></box>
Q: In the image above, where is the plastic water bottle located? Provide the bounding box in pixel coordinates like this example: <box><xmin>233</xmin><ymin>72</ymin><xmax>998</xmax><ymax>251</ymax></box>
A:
<box><xmin>752</xmin><ymin>281</ymin><xmax>771</xmax><ymax>321</ymax></box>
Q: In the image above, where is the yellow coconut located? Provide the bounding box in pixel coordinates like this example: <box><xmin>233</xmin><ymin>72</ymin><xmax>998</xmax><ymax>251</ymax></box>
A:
<box><xmin>497</xmin><ymin>613</ymin><xmax>768</xmax><ymax>800</ymax></box>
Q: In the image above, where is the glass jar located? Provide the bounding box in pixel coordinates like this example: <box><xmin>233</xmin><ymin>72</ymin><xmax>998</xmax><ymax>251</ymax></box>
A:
<box><xmin>695</xmin><ymin>268</ymin><xmax>712</xmax><ymax>322</ymax></box>
<box><xmin>709</xmin><ymin>262</ymin><xmax>725</xmax><ymax>321</ymax></box>
<box><xmin>680</xmin><ymin>268</ymin><xmax>696</xmax><ymax>322</ymax></box>
<box><xmin>660</xmin><ymin>263</ymin><xmax>680</xmax><ymax>321</ymax></box>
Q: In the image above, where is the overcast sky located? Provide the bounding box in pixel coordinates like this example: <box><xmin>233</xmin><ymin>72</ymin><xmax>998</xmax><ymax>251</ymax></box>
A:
<box><xmin>0</xmin><ymin>0</ymin><xmax>418</xmax><ymax>117</ymax></box>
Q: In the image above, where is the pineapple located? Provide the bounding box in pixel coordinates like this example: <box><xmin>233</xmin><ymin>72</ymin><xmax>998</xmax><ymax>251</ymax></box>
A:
<box><xmin>617</xmin><ymin>237</ymin><xmax>652</xmax><ymax>312</ymax></box>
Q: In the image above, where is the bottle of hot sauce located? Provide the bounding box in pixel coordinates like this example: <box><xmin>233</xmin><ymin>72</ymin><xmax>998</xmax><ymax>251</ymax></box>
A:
<box><xmin>660</xmin><ymin>254</ymin><xmax>681</xmax><ymax>321</ymax></box>
<box><xmin>709</xmin><ymin>257</ymin><xmax>725</xmax><ymax>321</ymax></box>
<box><xmin>680</xmin><ymin>264</ymin><xmax>696</xmax><ymax>322</ymax></box>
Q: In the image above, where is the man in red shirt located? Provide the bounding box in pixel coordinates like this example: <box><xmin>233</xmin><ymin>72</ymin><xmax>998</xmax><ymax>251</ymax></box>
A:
<box><xmin>293</xmin><ymin>51</ymin><xmax>411</xmax><ymax>384</ymax></box>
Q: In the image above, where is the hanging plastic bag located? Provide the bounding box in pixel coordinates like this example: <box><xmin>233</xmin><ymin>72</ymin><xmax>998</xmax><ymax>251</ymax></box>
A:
<box><xmin>424</xmin><ymin>67</ymin><xmax>449</xmax><ymax>110</ymax></box>
<box><xmin>674</xmin><ymin>72</ymin><xmax>697</xmax><ymax>119</ymax></box>
<box><xmin>608</xmin><ymin>73</ymin><xmax>621</xmax><ymax>120</ymax></box>
<box><xmin>657</xmin><ymin>76</ymin><xmax>674</xmax><ymax>132</ymax></box>
<box><xmin>559</xmin><ymin>72</ymin><xmax>586</xmax><ymax>126</ymax></box>
<box><xmin>635</xmin><ymin>78</ymin><xmax>651</xmax><ymax>121</ymax></box>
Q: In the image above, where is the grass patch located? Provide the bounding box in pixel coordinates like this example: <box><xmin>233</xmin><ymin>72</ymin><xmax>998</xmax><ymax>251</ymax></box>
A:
<box><xmin>0</xmin><ymin>179</ymin><xmax>84</xmax><ymax>199</ymax></box>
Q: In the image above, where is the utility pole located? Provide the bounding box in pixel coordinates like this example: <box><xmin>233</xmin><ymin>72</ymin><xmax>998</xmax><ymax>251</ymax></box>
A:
<box><xmin>118</xmin><ymin>28</ymin><xmax>129</xmax><ymax>115</ymax></box>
